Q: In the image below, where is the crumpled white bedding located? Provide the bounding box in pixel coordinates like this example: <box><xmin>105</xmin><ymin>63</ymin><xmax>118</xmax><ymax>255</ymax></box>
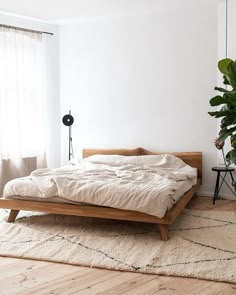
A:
<box><xmin>3</xmin><ymin>154</ymin><xmax>197</xmax><ymax>218</ymax></box>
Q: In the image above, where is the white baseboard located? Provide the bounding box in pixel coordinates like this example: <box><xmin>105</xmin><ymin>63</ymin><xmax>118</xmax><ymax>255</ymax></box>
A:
<box><xmin>198</xmin><ymin>190</ymin><xmax>236</xmax><ymax>201</ymax></box>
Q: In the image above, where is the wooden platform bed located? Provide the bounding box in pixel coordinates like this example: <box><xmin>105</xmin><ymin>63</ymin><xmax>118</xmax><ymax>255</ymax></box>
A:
<box><xmin>0</xmin><ymin>148</ymin><xmax>202</xmax><ymax>241</ymax></box>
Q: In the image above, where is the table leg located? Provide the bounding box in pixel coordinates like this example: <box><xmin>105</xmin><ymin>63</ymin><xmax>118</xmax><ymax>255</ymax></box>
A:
<box><xmin>229</xmin><ymin>171</ymin><xmax>236</xmax><ymax>195</ymax></box>
<box><xmin>213</xmin><ymin>171</ymin><xmax>220</xmax><ymax>205</ymax></box>
<box><xmin>229</xmin><ymin>171</ymin><xmax>235</xmax><ymax>184</ymax></box>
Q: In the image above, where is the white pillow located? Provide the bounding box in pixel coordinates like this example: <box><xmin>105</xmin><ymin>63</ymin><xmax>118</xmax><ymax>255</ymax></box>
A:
<box><xmin>84</xmin><ymin>154</ymin><xmax>187</xmax><ymax>169</ymax></box>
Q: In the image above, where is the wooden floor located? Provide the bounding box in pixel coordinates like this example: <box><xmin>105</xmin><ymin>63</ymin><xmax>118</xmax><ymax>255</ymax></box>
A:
<box><xmin>0</xmin><ymin>196</ymin><xmax>236</xmax><ymax>295</ymax></box>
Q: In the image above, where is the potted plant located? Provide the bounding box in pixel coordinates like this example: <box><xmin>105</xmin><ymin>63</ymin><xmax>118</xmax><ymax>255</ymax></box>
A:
<box><xmin>209</xmin><ymin>58</ymin><xmax>236</xmax><ymax>171</ymax></box>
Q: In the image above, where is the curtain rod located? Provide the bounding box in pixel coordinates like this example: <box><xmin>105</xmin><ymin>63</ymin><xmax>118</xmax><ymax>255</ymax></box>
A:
<box><xmin>0</xmin><ymin>24</ymin><xmax>53</xmax><ymax>36</ymax></box>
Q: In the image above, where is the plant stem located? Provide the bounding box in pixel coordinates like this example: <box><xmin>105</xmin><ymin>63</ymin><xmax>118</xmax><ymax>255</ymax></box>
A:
<box><xmin>222</xmin><ymin>148</ymin><xmax>228</xmax><ymax>167</ymax></box>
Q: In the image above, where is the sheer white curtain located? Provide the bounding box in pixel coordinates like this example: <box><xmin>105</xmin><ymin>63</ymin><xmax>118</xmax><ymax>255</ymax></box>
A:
<box><xmin>0</xmin><ymin>26</ymin><xmax>48</xmax><ymax>194</ymax></box>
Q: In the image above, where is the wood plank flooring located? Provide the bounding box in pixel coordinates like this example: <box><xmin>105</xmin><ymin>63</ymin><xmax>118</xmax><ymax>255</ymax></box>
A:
<box><xmin>0</xmin><ymin>196</ymin><xmax>236</xmax><ymax>295</ymax></box>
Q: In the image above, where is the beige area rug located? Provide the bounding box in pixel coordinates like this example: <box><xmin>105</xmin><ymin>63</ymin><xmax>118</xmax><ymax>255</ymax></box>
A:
<box><xmin>0</xmin><ymin>209</ymin><xmax>235</xmax><ymax>283</ymax></box>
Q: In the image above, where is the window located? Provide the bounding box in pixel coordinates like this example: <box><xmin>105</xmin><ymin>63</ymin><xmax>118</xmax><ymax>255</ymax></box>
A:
<box><xmin>0</xmin><ymin>26</ymin><xmax>48</xmax><ymax>194</ymax></box>
<box><xmin>0</xmin><ymin>26</ymin><xmax>47</xmax><ymax>160</ymax></box>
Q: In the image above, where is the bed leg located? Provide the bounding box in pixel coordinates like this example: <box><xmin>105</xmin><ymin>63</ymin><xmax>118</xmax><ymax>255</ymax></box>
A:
<box><xmin>7</xmin><ymin>210</ymin><xmax>20</xmax><ymax>223</ymax></box>
<box><xmin>159</xmin><ymin>224</ymin><xmax>168</xmax><ymax>241</ymax></box>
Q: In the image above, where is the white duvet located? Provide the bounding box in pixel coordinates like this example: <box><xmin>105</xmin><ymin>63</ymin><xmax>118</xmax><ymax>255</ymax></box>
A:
<box><xmin>3</xmin><ymin>154</ymin><xmax>197</xmax><ymax>218</ymax></box>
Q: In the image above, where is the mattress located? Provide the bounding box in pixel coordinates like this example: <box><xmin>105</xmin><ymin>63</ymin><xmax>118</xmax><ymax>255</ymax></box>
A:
<box><xmin>3</xmin><ymin>154</ymin><xmax>197</xmax><ymax>218</ymax></box>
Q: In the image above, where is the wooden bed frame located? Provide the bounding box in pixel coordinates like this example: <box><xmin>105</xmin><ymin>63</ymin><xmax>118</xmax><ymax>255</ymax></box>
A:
<box><xmin>0</xmin><ymin>147</ymin><xmax>202</xmax><ymax>241</ymax></box>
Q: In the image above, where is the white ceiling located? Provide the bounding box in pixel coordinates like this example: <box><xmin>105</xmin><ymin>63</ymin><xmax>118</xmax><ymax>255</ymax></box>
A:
<box><xmin>0</xmin><ymin>0</ymin><xmax>168</xmax><ymax>22</ymax></box>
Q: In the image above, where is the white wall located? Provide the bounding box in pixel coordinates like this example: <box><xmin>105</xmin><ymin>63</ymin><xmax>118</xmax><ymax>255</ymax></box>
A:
<box><xmin>59</xmin><ymin>0</ymin><xmax>218</xmax><ymax>195</ymax></box>
<box><xmin>214</xmin><ymin>0</ymin><xmax>236</xmax><ymax>199</ymax></box>
<box><xmin>0</xmin><ymin>13</ymin><xmax>61</xmax><ymax>168</ymax></box>
<box><xmin>227</xmin><ymin>0</ymin><xmax>236</xmax><ymax>58</ymax></box>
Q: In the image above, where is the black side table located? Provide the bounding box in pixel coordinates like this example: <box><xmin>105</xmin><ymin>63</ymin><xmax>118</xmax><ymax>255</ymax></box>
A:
<box><xmin>212</xmin><ymin>166</ymin><xmax>236</xmax><ymax>205</ymax></box>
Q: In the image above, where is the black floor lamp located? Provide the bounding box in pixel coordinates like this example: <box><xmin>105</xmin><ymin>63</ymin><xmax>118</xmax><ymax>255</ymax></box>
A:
<box><xmin>62</xmin><ymin>110</ymin><xmax>74</xmax><ymax>161</ymax></box>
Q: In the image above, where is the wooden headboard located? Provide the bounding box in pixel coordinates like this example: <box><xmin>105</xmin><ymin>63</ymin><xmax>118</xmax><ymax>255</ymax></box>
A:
<box><xmin>82</xmin><ymin>147</ymin><xmax>202</xmax><ymax>181</ymax></box>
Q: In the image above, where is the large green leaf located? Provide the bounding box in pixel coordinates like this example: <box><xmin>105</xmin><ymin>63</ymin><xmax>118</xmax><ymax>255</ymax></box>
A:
<box><xmin>223</xmin><ymin>91</ymin><xmax>236</xmax><ymax>106</ymax></box>
<box><xmin>223</xmin><ymin>90</ymin><xmax>236</xmax><ymax>97</ymax></box>
<box><xmin>231</xmin><ymin>134</ymin><xmax>236</xmax><ymax>148</ymax></box>
<box><xmin>208</xmin><ymin>110</ymin><xmax>236</xmax><ymax>118</ymax></box>
<box><xmin>223</xmin><ymin>90</ymin><xmax>236</xmax><ymax>98</ymax></box>
<box><xmin>214</xmin><ymin>87</ymin><xmax>229</xmax><ymax>93</ymax></box>
<box><xmin>220</xmin><ymin>116</ymin><xmax>236</xmax><ymax>128</ymax></box>
<box><xmin>218</xmin><ymin>58</ymin><xmax>233</xmax><ymax>75</ymax></box>
<box><xmin>227</xmin><ymin>62</ymin><xmax>236</xmax><ymax>89</ymax></box>
<box><xmin>223</xmin><ymin>75</ymin><xmax>230</xmax><ymax>85</ymax></box>
<box><xmin>226</xmin><ymin>149</ymin><xmax>236</xmax><ymax>164</ymax></box>
<box><xmin>218</xmin><ymin>126</ymin><xmax>236</xmax><ymax>142</ymax></box>
<box><xmin>209</xmin><ymin>93</ymin><xmax>236</xmax><ymax>107</ymax></box>
<box><xmin>209</xmin><ymin>95</ymin><xmax>225</xmax><ymax>106</ymax></box>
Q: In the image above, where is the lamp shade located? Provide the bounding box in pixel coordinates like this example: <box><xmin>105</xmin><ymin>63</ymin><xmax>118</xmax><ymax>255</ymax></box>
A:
<box><xmin>62</xmin><ymin>114</ymin><xmax>74</xmax><ymax>126</ymax></box>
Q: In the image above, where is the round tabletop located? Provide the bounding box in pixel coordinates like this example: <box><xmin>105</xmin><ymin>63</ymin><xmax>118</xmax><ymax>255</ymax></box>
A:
<box><xmin>212</xmin><ymin>166</ymin><xmax>235</xmax><ymax>172</ymax></box>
